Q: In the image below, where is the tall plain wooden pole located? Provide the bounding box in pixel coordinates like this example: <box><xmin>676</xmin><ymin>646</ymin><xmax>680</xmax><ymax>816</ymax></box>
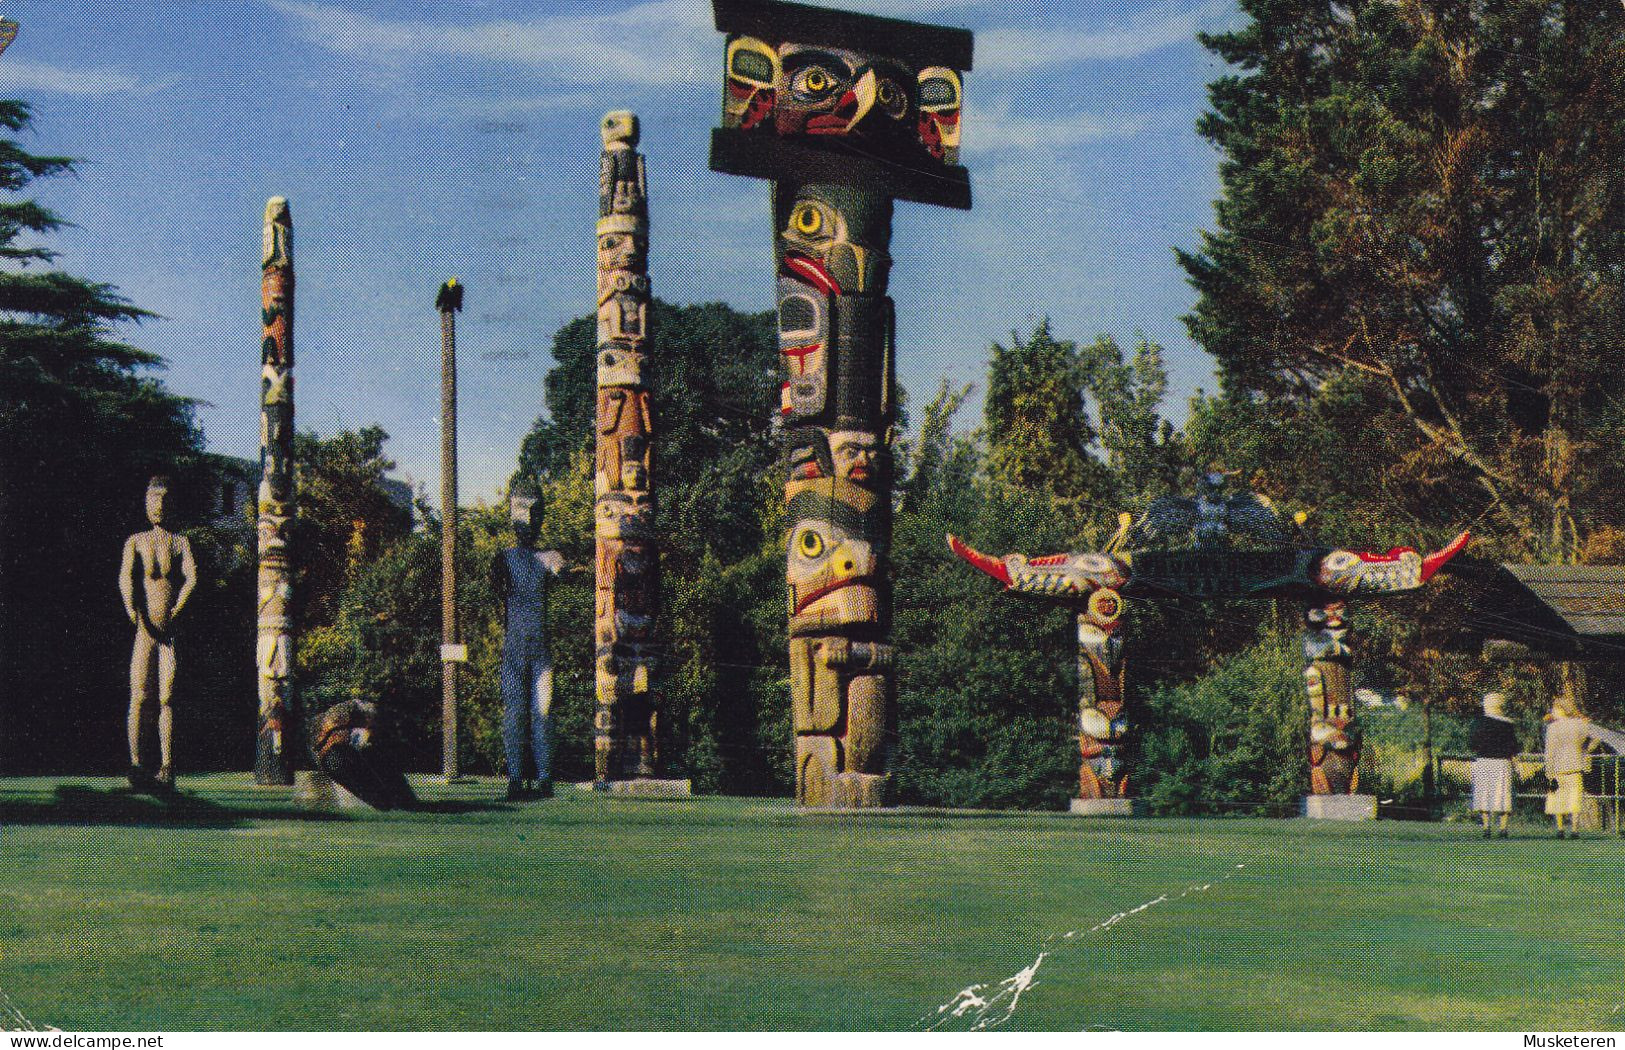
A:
<box><xmin>437</xmin><ymin>278</ymin><xmax>463</xmax><ymax>780</ymax></box>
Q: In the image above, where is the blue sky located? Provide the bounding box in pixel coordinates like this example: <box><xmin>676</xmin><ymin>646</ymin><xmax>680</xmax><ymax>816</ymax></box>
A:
<box><xmin>0</xmin><ymin>0</ymin><xmax>1238</xmax><ymax>505</ymax></box>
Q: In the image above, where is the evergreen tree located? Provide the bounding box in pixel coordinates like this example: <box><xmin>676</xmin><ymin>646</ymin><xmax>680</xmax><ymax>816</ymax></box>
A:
<box><xmin>292</xmin><ymin>425</ymin><xmax>415</xmax><ymax>630</ymax></box>
<box><xmin>1078</xmin><ymin>333</ymin><xmax>1186</xmax><ymax>507</ymax></box>
<box><xmin>1179</xmin><ymin>0</ymin><xmax>1625</xmax><ymax>562</ymax></box>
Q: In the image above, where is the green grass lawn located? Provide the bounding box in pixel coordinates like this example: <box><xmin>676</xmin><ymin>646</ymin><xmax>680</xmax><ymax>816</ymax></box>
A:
<box><xmin>2</xmin><ymin>775</ymin><xmax>1622</xmax><ymax>1031</ymax></box>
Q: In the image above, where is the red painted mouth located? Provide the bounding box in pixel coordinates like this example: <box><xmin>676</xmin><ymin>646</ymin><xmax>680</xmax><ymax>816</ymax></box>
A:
<box><xmin>793</xmin><ymin>575</ymin><xmax>870</xmax><ymax>614</ymax></box>
<box><xmin>784</xmin><ymin>255</ymin><xmax>841</xmax><ymax>295</ymax></box>
<box><xmin>1420</xmin><ymin>530</ymin><xmax>1471</xmax><ymax>582</ymax></box>
<box><xmin>782</xmin><ymin>343</ymin><xmax>821</xmax><ymax>374</ymax></box>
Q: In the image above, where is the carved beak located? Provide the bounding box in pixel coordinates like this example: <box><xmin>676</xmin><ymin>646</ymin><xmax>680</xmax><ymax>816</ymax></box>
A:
<box><xmin>793</xmin><ymin>539</ymin><xmax>876</xmax><ymax>614</ymax></box>
<box><xmin>807</xmin><ymin>70</ymin><xmax>876</xmax><ymax>135</ymax></box>
<box><xmin>947</xmin><ymin>534</ymin><xmax>1012</xmax><ymax>587</ymax></box>
<box><xmin>840</xmin><ymin>70</ymin><xmax>877</xmax><ymax>132</ymax></box>
<box><xmin>1420</xmin><ymin>530</ymin><xmax>1471</xmax><ymax>582</ymax></box>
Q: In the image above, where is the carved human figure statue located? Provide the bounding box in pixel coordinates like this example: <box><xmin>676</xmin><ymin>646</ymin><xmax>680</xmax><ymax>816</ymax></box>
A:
<box><xmin>492</xmin><ymin>495</ymin><xmax>567</xmax><ymax>801</ymax></box>
<box><xmin>118</xmin><ymin>476</ymin><xmax>198</xmax><ymax>787</ymax></box>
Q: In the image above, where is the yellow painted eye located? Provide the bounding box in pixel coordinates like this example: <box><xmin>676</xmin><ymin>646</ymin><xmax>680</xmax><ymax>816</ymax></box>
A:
<box><xmin>1089</xmin><ymin>587</ymin><xmax>1122</xmax><ymax>624</ymax></box>
<box><xmin>796</xmin><ymin>529</ymin><xmax>825</xmax><ymax>558</ymax></box>
<box><xmin>793</xmin><ymin>206</ymin><xmax>823</xmax><ymax>235</ymax></box>
<box><xmin>805</xmin><ymin>69</ymin><xmax>829</xmax><ymax>92</ymax></box>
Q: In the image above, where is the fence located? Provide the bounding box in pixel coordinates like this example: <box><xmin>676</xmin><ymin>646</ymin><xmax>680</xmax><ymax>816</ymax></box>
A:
<box><xmin>1436</xmin><ymin>752</ymin><xmax>1625</xmax><ymax>832</ymax></box>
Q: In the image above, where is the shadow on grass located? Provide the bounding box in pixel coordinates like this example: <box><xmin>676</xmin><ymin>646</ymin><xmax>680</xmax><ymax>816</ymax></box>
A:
<box><xmin>0</xmin><ymin>784</ymin><xmax>348</xmax><ymax>828</ymax></box>
<box><xmin>0</xmin><ymin>783</ymin><xmax>512</xmax><ymax>827</ymax></box>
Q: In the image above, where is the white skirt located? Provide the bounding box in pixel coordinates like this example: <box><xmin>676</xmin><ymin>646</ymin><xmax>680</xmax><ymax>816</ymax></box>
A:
<box><xmin>1472</xmin><ymin>758</ymin><xmax>1514</xmax><ymax>813</ymax></box>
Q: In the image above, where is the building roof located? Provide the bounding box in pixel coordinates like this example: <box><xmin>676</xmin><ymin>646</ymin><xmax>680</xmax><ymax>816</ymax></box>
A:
<box><xmin>1444</xmin><ymin>561</ymin><xmax>1625</xmax><ymax>661</ymax></box>
<box><xmin>1498</xmin><ymin>564</ymin><xmax>1625</xmax><ymax>638</ymax></box>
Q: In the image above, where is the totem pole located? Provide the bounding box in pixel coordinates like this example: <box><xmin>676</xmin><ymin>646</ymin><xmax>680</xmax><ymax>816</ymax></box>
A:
<box><xmin>710</xmin><ymin>0</ymin><xmax>972</xmax><ymax>807</ymax></box>
<box><xmin>256</xmin><ymin>197</ymin><xmax>297</xmax><ymax>786</ymax></box>
<box><xmin>951</xmin><ymin>473</ymin><xmax>1471</xmax><ymax>814</ymax></box>
<box><xmin>594</xmin><ymin>110</ymin><xmax>660</xmax><ymax>782</ymax></box>
<box><xmin>948</xmin><ymin>540</ymin><xmax>1135</xmax><ymax>811</ymax></box>
<box><xmin>1302</xmin><ymin>600</ymin><xmax>1358</xmax><ymax>794</ymax></box>
<box><xmin>1075</xmin><ymin>585</ymin><xmax>1129</xmax><ymax>800</ymax></box>
<box><xmin>437</xmin><ymin>278</ymin><xmax>463</xmax><ymax>780</ymax></box>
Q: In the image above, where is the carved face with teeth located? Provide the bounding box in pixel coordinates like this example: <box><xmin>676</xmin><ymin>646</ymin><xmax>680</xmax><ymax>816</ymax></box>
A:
<box><xmin>725</xmin><ymin>36</ymin><xmax>779</xmax><ymax>130</ymax></box>
<box><xmin>916</xmin><ymin>66</ymin><xmax>962</xmax><ymax>163</ymax></box>
<box><xmin>597</xmin><ymin>491</ymin><xmax>652</xmax><ymax>541</ymax></box>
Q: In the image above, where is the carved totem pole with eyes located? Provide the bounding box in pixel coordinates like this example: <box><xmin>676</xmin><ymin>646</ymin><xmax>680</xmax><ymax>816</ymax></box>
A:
<box><xmin>257</xmin><ymin>197</ymin><xmax>297</xmax><ymax>785</ymax></box>
<box><xmin>595</xmin><ymin>111</ymin><xmax>660</xmax><ymax>782</ymax></box>
<box><xmin>948</xmin><ymin>539</ymin><xmax>1135</xmax><ymax>803</ymax></box>
<box><xmin>711</xmin><ymin>0</ymin><xmax>972</xmax><ymax>807</ymax></box>
<box><xmin>1302</xmin><ymin>600</ymin><xmax>1358</xmax><ymax>794</ymax></box>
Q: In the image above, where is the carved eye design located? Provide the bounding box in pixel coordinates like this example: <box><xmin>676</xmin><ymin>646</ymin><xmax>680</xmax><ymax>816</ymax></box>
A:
<box><xmin>1089</xmin><ymin>587</ymin><xmax>1122</xmax><ymax>625</ymax></box>
<box><xmin>792</xmin><ymin>205</ymin><xmax>823</xmax><ymax>236</ymax></box>
<box><xmin>730</xmin><ymin>50</ymin><xmax>773</xmax><ymax>84</ymax></box>
<box><xmin>920</xmin><ymin>82</ymin><xmax>951</xmax><ymax>106</ymax></box>
<box><xmin>877</xmin><ymin>79</ymin><xmax>907</xmax><ymax>119</ymax></box>
<box><xmin>791</xmin><ymin>65</ymin><xmax>842</xmax><ymax>102</ymax></box>
<box><xmin>796</xmin><ymin>528</ymin><xmax>826</xmax><ymax>559</ymax></box>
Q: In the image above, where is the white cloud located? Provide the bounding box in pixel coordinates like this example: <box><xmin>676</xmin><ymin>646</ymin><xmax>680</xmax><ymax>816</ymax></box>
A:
<box><xmin>0</xmin><ymin>57</ymin><xmax>175</xmax><ymax>96</ymax></box>
<box><xmin>967</xmin><ymin>97</ymin><xmax>1151</xmax><ymax>152</ymax></box>
<box><xmin>977</xmin><ymin>0</ymin><xmax>1231</xmax><ymax>75</ymax></box>
<box><xmin>267</xmin><ymin>0</ymin><xmax>714</xmax><ymax>85</ymax></box>
<box><xmin>266</xmin><ymin>0</ymin><xmax>1231</xmax><ymax>84</ymax></box>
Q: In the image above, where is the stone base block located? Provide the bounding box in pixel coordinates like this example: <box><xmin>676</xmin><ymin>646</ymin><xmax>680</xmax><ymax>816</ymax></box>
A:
<box><xmin>1068</xmin><ymin>797</ymin><xmax>1144</xmax><ymax>817</ymax></box>
<box><xmin>585</xmin><ymin>778</ymin><xmax>693</xmax><ymax>797</ymax></box>
<box><xmin>294</xmin><ymin>770</ymin><xmax>370</xmax><ymax>811</ymax></box>
<box><xmin>1302</xmin><ymin>793</ymin><xmax>1377</xmax><ymax>821</ymax></box>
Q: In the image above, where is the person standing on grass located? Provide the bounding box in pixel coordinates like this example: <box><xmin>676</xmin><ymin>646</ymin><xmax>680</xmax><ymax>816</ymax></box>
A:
<box><xmin>1543</xmin><ymin>699</ymin><xmax>1599</xmax><ymax>838</ymax></box>
<box><xmin>1468</xmin><ymin>691</ymin><xmax>1518</xmax><ymax>838</ymax></box>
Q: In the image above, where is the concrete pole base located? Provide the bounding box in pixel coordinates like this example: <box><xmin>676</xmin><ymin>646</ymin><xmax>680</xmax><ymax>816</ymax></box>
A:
<box><xmin>1301</xmin><ymin>793</ymin><xmax>1377</xmax><ymax>820</ymax></box>
<box><xmin>580</xmin><ymin>778</ymin><xmax>694</xmax><ymax>797</ymax></box>
<box><xmin>1068</xmin><ymin>797</ymin><xmax>1144</xmax><ymax>817</ymax></box>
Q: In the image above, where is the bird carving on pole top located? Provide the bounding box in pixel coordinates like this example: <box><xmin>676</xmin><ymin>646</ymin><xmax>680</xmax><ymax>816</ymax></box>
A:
<box><xmin>437</xmin><ymin>278</ymin><xmax>463</xmax><ymax>314</ymax></box>
<box><xmin>1125</xmin><ymin>470</ymin><xmax>1293</xmax><ymax>551</ymax></box>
